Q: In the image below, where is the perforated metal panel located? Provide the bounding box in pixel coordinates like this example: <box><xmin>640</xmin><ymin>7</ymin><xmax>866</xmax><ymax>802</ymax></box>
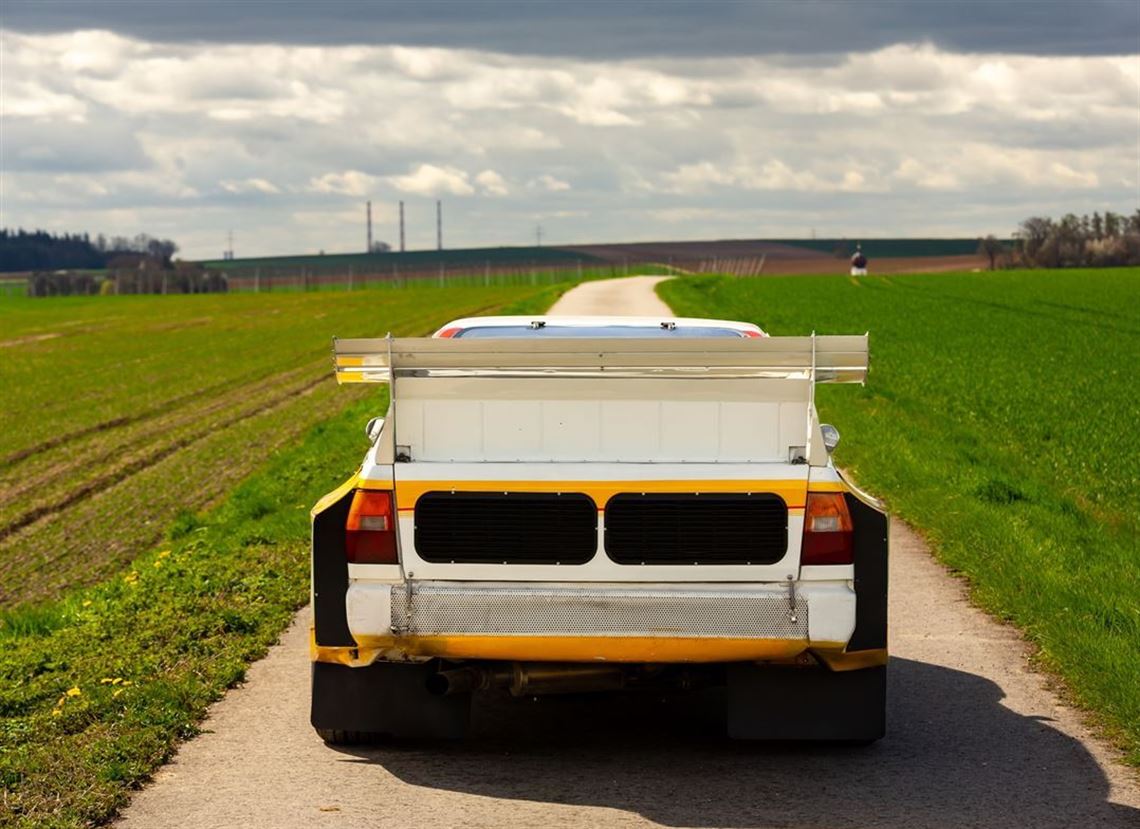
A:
<box><xmin>605</xmin><ymin>493</ymin><xmax>787</xmax><ymax>565</ymax></box>
<box><xmin>390</xmin><ymin>582</ymin><xmax>808</xmax><ymax>639</ymax></box>
<box><xmin>414</xmin><ymin>491</ymin><xmax>596</xmax><ymax>564</ymax></box>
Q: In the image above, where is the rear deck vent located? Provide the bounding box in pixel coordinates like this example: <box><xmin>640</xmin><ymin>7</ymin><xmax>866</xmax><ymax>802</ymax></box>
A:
<box><xmin>605</xmin><ymin>493</ymin><xmax>787</xmax><ymax>565</ymax></box>
<box><xmin>414</xmin><ymin>492</ymin><xmax>597</xmax><ymax>564</ymax></box>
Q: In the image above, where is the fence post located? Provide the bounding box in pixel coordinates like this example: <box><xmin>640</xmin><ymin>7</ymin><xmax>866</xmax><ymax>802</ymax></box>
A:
<box><xmin>485</xmin><ymin>260</ymin><xmax>490</xmax><ymax>286</ymax></box>
<box><xmin>348</xmin><ymin>265</ymin><xmax>353</xmax><ymax>291</ymax></box>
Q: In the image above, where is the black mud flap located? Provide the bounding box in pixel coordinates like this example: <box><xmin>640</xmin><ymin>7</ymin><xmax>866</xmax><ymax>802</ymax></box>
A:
<box><xmin>311</xmin><ymin>661</ymin><xmax>471</xmax><ymax>739</ymax></box>
<box><xmin>846</xmin><ymin>491</ymin><xmax>889</xmax><ymax>653</ymax></box>
<box><xmin>727</xmin><ymin>664</ymin><xmax>886</xmax><ymax>742</ymax></box>
<box><xmin>312</xmin><ymin>486</ymin><xmax>356</xmax><ymax>647</ymax></box>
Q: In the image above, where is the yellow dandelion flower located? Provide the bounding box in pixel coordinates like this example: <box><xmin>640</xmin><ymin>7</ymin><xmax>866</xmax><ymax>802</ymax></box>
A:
<box><xmin>66</xmin><ymin>687</ymin><xmax>81</xmax><ymax>697</ymax></box>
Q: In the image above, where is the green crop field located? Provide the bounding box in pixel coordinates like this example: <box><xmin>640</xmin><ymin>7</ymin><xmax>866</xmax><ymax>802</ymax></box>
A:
<box><xmin>659</xmin><ymin>267</ymin><xmax>1140</xmax><ymax>765</ymax></box>
<box><xmin>0</xmin><ymin>281</ymin><xmax>565</xmax><ymax>827</ymax></box>
<box><xmin>0</xmin><ymin>283</ymin><xmax>561</xmax><ymax>607</ymax></box>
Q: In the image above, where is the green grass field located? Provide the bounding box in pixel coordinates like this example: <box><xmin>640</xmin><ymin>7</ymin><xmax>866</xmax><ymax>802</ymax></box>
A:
<box><xmin>0</xmin><ymin>282</ymin><xmax>563</xmax><ymax>827</ymax></box>
<box><xmin>659</xmin><ymin>267</ymin><xmax>1140</xmax><ymax>764</ymax></box>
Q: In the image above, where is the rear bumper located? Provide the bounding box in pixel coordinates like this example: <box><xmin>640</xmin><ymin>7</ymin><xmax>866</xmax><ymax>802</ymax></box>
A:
<box><xmin>314</xmin><ymin>579</ymin><xmax>863</xmax><ymax>666</ymax></box>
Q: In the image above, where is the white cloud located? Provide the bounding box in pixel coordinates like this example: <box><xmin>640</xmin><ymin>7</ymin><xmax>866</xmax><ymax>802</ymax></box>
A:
<box><xmin>475</xmin><ymin>169</ymin><xmax>509</xmax><ymax>196</ymax></box>
<box><xmin>221</xmin><ymin>177</ymin><xmax>281</xmax><ymax>194</ymax></box>
<box><xmin>388</xmin><ymin>164</ymin><xmax>475</xmax><ymax>196</ymax></box>
<box><xmin>530</xmin><ymin>174</ymin><xmax>571</xmax><ymax>192</ymax></box>
<box><xmin>0</xmin><ymin>31</ymin><xmax>1135</xmax><ymax>255</ymax></box>
<box><xmin>309</xmin><ymin>170</ymin><xmax>379</xmax><ymax>196</ymax></box>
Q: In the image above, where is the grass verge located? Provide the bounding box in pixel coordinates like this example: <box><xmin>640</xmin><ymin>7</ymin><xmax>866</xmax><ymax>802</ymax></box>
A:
<box><xmin>659</xmin><ymin>268</ymin><xmax>1140</xmax><ymax>765</ymax></box>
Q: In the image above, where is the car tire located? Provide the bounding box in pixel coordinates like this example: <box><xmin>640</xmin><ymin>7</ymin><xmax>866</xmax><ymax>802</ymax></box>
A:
<box><xmin>315</xmin><ymin>728</ymin><xmax>386</xmax><ymax>746</ymax></box>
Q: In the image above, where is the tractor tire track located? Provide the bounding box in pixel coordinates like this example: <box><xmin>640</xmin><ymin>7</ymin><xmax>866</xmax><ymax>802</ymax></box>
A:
<box><xmin>0</xmin><ymin>371</ymin><xmax>331</xmax><ymax>543</ymax></box>
<box><xmin>0</xmin><ymin>360</ymin><xmax>329</xmax><ymax>518</ymax></box>
<box><xmin>0</xmin><ymin>376</ymin><xmax>356</xmax><ymax>604</ymax></box>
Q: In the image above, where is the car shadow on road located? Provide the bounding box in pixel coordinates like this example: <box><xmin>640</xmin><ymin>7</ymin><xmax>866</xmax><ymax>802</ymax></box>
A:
<box><xmin>331</xmin><ymin>658</ymin><xmax>1138</xmax><ymax>828</ymax></box>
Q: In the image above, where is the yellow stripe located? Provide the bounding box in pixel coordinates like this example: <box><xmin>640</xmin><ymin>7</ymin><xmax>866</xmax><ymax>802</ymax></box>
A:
<box><xmin>384</xmin><ymin>479</ymin><xmax>814</xmax><ymax>510</ymax></box>
<box><xmin>335</xmin><ymin>355</ymin><xmax>365</xmax><ymax>367</ymax></box>
<box><xmin>310</xmin><ymin>472</ymin><xmax>359</xmax><ymax>518</ymax></box>
<box><xmin>806</xmin><ymin>480</ymin><xmax>846</xmax><ymax>493</ymax></box>
<box><xmin>313</xmin><ymin>632</ymin><xmax>848</xmax><ymax>665</ymax></box>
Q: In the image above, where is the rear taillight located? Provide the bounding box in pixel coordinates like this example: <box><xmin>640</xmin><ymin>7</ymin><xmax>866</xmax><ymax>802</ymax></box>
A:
<box><xmin>435</xmin><ymin>326</ymin><xmax>463</xmax><ymax>338</ymax></box>
<box><xmin>345</xmin><ymin>489</ymin><xmax>398</xmax><ymax>563</ymax></box>
<box><xmin>801</xmin><ymin>492</ymin><xmax>853</xmax><ymax>565</ymax></box>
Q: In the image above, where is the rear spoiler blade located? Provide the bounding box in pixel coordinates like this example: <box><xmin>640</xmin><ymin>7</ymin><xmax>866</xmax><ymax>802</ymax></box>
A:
<box><xmin>332</xmin><ymin>334</ymin><xmax>869</xmax><ymax>385</ymax></box>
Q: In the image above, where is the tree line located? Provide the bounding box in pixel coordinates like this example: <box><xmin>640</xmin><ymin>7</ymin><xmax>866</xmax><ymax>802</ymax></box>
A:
<box><xmin>979</xmin><ymin>209</ymin><xmax>1140</xmax><ymax>270</ymax></box>
<box><xmin>0</xmin><ymin>229</ymin><xmax>180</xmax><ymax>273</ymax></box>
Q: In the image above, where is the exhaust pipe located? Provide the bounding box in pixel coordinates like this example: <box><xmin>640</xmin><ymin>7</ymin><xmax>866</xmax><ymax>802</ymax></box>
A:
<box><xmin>427</xmin><ymin>663</ymin><xmax>626</xmax><ymax>697</ymax></box>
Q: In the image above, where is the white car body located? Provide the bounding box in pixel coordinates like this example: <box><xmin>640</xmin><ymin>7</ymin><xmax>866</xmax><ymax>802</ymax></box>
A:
<box><xmin>311</xmin><ymin>315</ymin><xmax>889</xmax><ymax>741</ymax></box>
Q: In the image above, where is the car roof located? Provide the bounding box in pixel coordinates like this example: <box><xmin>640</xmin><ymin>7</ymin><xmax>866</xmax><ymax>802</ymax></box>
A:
<box><xmin>435</xmin><ymin>315</ymin><xmax>765</xmax><ymax>335</ymax></box>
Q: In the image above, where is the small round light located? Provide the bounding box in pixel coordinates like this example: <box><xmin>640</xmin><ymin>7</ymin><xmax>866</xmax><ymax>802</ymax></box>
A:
<box><xmin>820</xmin><ymin>423</ymin><xmax>841</xmax><ymax>453</ymax></box>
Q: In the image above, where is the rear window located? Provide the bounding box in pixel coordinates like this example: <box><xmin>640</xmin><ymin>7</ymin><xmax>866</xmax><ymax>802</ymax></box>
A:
<box><xmin>454</xmin><ymin>325</ymin><xmax>747</xmax><ymax>338</ymax></box>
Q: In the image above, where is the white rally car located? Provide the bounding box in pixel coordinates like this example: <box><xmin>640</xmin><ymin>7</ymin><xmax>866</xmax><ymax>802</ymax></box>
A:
<box><xmin>310</xmin><ymin>315</ymin><xmax>888</xmax><ymax>742</ymax></box>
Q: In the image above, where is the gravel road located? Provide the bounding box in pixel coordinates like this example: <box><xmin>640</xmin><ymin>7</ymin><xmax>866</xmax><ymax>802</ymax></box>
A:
<box><xmin>118</xmin><ymin>276</ymin><xmax>1139</xmax><ymax>828</ymax></box>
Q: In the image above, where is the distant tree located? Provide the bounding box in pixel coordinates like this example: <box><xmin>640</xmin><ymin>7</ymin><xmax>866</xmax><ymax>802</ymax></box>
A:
<box><xmin>0</xmin><ymin>228</ymin><xmax>183</xmax><ymax>273</ymax></box>
<box><xmin>978</xmin><ymin>235</ymin><xmax>1004</xmax><ymax>270</ymax></box>
<box><xmin>144</xmin><ymin>237</ymin><xmax>178</xmax><ymax>265</ymax></box>
<box><xmin>1015</xmin><ymin>216</ymin><xmax>1053</xmax><ymax>263</ymax></box>
<box><xmin>370</xmin><ymin>241</ymin><xmax>392</xmax><ymax>253</ymax></box>
<box><xmin>1013</xmin><ymin>209</ymin><xmax>1140</xmax><ymax>269</ymax></box>
<box><xmin>1104</xmin><ymin>211</ymin><xmax>1121</xmax><ymax>238</ymax></box>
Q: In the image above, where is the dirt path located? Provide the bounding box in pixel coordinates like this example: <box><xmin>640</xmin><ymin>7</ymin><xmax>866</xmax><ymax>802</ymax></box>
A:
<box><xmin>546</xmin><ymin>274</ymin><xmax>674</xmax><ymax>316</ymax></box>
<box><xmin>118</xmin><ymin>276</ymin><xmax>1139</xmax><ymax>829</ymax></box>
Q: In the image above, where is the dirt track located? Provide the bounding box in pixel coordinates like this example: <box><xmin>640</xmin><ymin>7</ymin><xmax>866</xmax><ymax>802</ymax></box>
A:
<box><xmin>118</xmin><ymin>276</ymin><xmax>1139</xmax><ymax>828</ymax></box>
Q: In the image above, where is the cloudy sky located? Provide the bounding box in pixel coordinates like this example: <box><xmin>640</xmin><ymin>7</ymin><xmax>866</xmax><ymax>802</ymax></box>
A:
<box><xmin>2</xmin><ymin>1</ymin><xmax>1137</xmax><ymax>259</ymax></box>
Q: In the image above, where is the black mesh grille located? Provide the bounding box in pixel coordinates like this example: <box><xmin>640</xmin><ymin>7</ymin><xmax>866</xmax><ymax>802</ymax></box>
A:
<box><xmin>414</xmin><ymin>492</ymin><xmax>597</xmax><ymax>564</ymax></box>
<box><xmin>605</xmin><ymin>493</ymin><xmax>788</xmax><ymax>565</ymax></box>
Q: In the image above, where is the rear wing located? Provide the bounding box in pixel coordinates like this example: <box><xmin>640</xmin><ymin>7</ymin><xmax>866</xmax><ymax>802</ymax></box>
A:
<box><xmin>332</xmin><ymin>334</ymin><xmax>868</xmax><ymax>385</ymax></box>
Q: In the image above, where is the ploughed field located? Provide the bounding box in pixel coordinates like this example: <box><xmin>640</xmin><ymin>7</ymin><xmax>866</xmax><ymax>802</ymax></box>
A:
<box><xmin>660</xmin><ymin>267</ymin><xmax>1140</xmax><ymax>765</ymax></box>
<box><xmin>0</xmin><ymin>285</ymin><xmax>550</xmax><ymax>606</ymax></box>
